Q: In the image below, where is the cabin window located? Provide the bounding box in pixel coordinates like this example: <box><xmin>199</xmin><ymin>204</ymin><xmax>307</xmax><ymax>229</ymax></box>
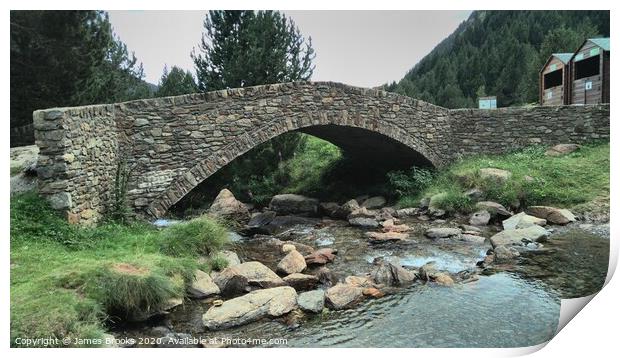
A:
<box><xmin>574</xmin><ymin>54</ymin><xmax>600</xmax><ymax>79</ymax></box>
<box><xmin>544</xmin><ymin>69</ymin><xmax>563</xmax><ymax>89</ymax></box>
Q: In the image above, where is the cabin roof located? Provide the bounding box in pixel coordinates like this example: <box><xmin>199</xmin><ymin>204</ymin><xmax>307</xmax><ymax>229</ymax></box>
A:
<box><xmin>589</xmin><ymin>37</ymin><xmax>610</xmax><ymax>51</ymax></box>
<box><xmin>552</xmin><ymin>53</ymin><xmax>573</xmax><ymax>64</ymax></box>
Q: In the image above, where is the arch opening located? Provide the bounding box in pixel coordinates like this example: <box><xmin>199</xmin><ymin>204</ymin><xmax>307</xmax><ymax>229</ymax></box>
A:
<box><xmin>168</xmin><ymin>124</ymin><xmax>435</xmax><ymax>217</ymax></box>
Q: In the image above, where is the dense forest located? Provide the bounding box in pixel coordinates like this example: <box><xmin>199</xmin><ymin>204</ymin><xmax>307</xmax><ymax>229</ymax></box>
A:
<box><xmin>10</xmin><ymin>11</ymin><xmax>155</xmax><ymax>145</ymax></box>
<box><xmin>385</xmin><ymin>10</ymin><xmax>610</xmax><ymax>108</ymax></box>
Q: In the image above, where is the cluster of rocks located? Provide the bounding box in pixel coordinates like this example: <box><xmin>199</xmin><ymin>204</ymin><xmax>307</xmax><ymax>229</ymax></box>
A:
<box><xmin>199</xmin><ymin>252</ymin><xmax>466</xmax><ymax>330</ymax></box>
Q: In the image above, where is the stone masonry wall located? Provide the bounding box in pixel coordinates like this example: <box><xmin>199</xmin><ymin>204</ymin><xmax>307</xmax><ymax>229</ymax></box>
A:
<box><xmin>31</xmin><ymin>81</ymin><xmax>610</xmax><ymax>224</ymax></box>
<box><xmin>449</xmin><ymin>105</ymin><xmax>610</xmax><ymax>159</ymax></box>
<box><xmin>33</xmin><ymin>105</ymin><xmax>118</xmax><ymax>225</ymax></box>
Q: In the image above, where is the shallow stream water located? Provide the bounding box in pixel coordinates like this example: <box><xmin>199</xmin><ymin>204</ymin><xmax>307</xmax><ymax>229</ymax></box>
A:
<box><xmin>112</xmin><ymin>217</ymin><xmax>609</xmax><ymax>348</ymax></box>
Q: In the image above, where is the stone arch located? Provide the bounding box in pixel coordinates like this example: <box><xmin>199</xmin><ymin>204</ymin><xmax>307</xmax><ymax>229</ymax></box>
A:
<box><xmin>147</xmin><ymin>111</ymin><xmax>441</xmax><ymax>218</ymax></box>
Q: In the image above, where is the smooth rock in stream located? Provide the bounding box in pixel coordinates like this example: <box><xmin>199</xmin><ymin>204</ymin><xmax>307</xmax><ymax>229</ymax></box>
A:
<box><xmin>362</xmin><ymin>287</ymin><xmax>386</xmax><ymax>298</ymax></box>
<box><xmin>297</xmin><ymin>289</ymin><xmax>325</xmax><ymax>313</ymax></box>
<box><xmin>460</xmin><ymin>224</ymin><xmax>483</xmax><ymax>233</ymax></box>
<box><xmin>365</xmin><ymin>231</ymin><xmax>409</xmax><ymax>243</ymax></box>
<box><xmin>344</xmin><ymin>275</ymin><xmax>374</xmax><ymax>288</ymax></box>
<box><xmin>475</xmin><ymin>201</ymin><xmax>512</xmax><ymax>217</ymax></box>
<box><xmin>469</xmin><ymin>210</ymin><xmax>491</xmax><ymax>226</ymax></box>
<box><xmin>304</xmin><ymin>248</ymin><xmax>337</xmax><ymax>265</ymax></box>
<box><xmin>269</xmin><ymin>194</ymin><xmax>319</xmax><ymax>215</ymax></box>
<box><xmin>188</xmin><ymin>270</ymin><xmax>221</xmax><ymax>298</ymax></box>
<box><xmin>214</xmin><ymin>261</ymin><xmax>285</xmax><ymax>295</ymax></box>
<box><xmin>263</xmin><ymin>215</ymin><xmax>320</xmax><ymax>234</ymax></box>
<box><xmin>459</xmin><ymin>234</ymin><xmax>487</xmax><ymax>244</ymax></box>
<box><xmin>395</xmin><ymin>207</ymin><xmax>418</xmax><ymax>218</ymax></box>
<box><xmin>380</xmin><ymin>219</ymin><xmax>411</xmax><ymax>232</ymax></box>
<box><xmin>361</xmin><ymin>196</ymin><xmax>387</xmax><ymax>209</ymax></box>
<box><xmin>277</xmin><ymin>250</ymin><xmax>307</xmax><ymax>275</ymax></box>
<box><xmin>284</xmin><ymin>273</ymin><xmax>319</xmax><ymax>291</ymax></box>
<box><xmin>347</xmin><ymin>207</ymin><xmax>379</xmax><ymax>228</ymax></box>
<box><xmin>502</xmin><ymin>212</ymin><xmax>547</xmax><ymax>230</ymax></box>
<box><xmin>325</xmin><ymin>284</ymin><xmax>364</xmax><ymax>310</ymax></box>
<box><xmin>202</xmin><ymin>286</ymin><xmax>298</xmax><ymax>330</ymax></box>
<box><xmin>424</xmin><ymin>227</ymin><xmax>462</xmax><ymax>239</ymax></box>
<box><xmin>370</xmin><ymin>261</ymin><xmax>416</xmax><ymax>286</ymax></box>
<box><xmin>526</xmin><ymin>206</ymin><xmax>576</xmax><ymax>225</ymax></box>
<box><xmin>489</xmin><ymin>225</ymin><xmax>550</xmax><ymax>248</ymax></box>
<box><xmin>207</xmin><ymin>189</ymin><xmax>250</xmax><ymax>223</ymax></box>
<box><xmin>245</xmin><ymin>211</ymin><xmax>277</xmax><ymax>234</ymax></box>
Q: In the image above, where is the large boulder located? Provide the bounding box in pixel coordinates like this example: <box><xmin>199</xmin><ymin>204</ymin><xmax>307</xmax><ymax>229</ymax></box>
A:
<box><xmin>336</xmin><ymin>199</ymin><xmax>360</xmax><ymax>219</ymax></box>
<box><xmin>526</xmin><ymin>206</ymin><xmax>576</xmax><ymax>225</ymax></box>
<box><xmin>244</xmin><ymin>211</ymin><xmax>277</xmax><ymax>234</ymax></box>
<box><xmin>545</xmin><ymin>143</ymin><xmax>580</xmax><ymax>157</ymax></box>
<box><xmin>319</xmin><ymin>202</ymin><xmax>341</xmax><ymax>218</ymax></box>
<box><xmin>297</xmin><ymin>289</ymin><xmax>325</xmax><ymax>313</ymax></box>
<box><xmin>207</xmin><ymin>189</ymin><xmax>250</xmax><ymax>223</ymax></box>
<box><xmin>325</xmin><ymin>284</ymin><xmax>364</xmax><ymax>310</ymax></box>
<box><xmin>370</xmin><ymin>261</ymin><xmax>416</xmax><ymax>287</ymax></box>
<box><xmin>261</xmin><ymin>215</ymin><xmax>319</xmax><ymax>235</ymax></box>
<box><xmin>304</xmin><ymin>248</ymin><xmax>338</xmax><ymax>265</ymax></box>
<box><xmin>469</xmin><ymin>210</ymin><xmax>491</xmax><ymax>226</ymax></box>
<box><xmin>479</xmin><ymin>168</ymin><xmax>512</xmax><ymax>182</ymax></box>
<box><xmin>347</xmin><ymin>207</ymin><xmax>379</xmax><ymax>227</ymax></box>
<box><xmin>475</xmin><ymin>201</ymin><xmax>512</xmax><ymax>217</ymax></box>
<box><xmin>489</xmin><ymin>225</ymin><xmax>550</xmax><ymax>248</ymax></box>
<box><xmin>188</xmin><ymin>270</ymin><xmax>221</xmax><ymax>298</ymax></box>
<box><xmin>202</xmin><ymin>286</ymin><xmax>297</xmax><ymax>330</ymax></box>
<box><xmin>269</xmin><ymin>194</ymin><xmax>319</xmax><ymax>215</ymax></box>
<box><xmin>213</xmin><ymin>261</ymin><xmax>285</xmax><ymax>295</ymax></box>
<box><xmin>277</xmin><ymin>250</ymin><xmax>307</xmax><ymax>275</ymax></box>
<box><xmin>361</xmin><ymin>196</ymin><xmax>387</xmax><ymax>209</ymax></box>
<box><xmin>283</xmin><ymin>273</ymin><xmax>319</xmax><ymax>291</ymax></box>
<box><xmin>502</xmin><ymin>212</ymin><xmax>547</xmax><ymax>230</ymax></box>
<box><xmin>425</xmin><ymin>227</ymin><xmax>462</xmax><ymax>239</ymax></box>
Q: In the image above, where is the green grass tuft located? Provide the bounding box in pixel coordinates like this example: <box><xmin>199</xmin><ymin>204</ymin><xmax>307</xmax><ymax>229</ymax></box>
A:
<box><xmin>160</xmin><ymin>215</ymin><xmax>229</xmax><ymax>257</ymax></box>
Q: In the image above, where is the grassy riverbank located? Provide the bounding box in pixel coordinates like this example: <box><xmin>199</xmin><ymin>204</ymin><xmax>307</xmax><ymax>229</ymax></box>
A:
<box><xmin>391</xmin><ymin>141</ymin><xmax>610</xmax><ymax>214</ymax></box>
<box><xmin>10</xmin><ymin>192</ymin><xmax>230</xmax><ymax>347</ymax></box>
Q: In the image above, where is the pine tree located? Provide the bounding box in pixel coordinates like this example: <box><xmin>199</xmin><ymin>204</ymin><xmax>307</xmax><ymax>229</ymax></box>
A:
<box><xmin>192</xmin><ymin>10</ymin><xmax>314</xmax><ymax>91</ymax></box>
<box><xmin>156</xmin><ymin>65</ymin><xmax>198</xmax><ymax>97</ymax></box>
<box><xmin>189</xmin><ymin>10</ymin><xmax>315</xmax><ymax>203</ymax></box>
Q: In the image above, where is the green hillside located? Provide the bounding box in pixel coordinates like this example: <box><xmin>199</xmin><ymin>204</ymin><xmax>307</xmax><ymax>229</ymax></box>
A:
<box><xmin>385</xmin><ymin>10</ymin><xmax>609</xmax><ymax>108</ymax></box>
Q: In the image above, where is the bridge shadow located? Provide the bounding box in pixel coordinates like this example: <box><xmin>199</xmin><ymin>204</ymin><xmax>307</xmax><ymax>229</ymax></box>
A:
<box><xmin>170</xmin><ymin>125</ymin><xmax>434</xmax><ymax>216</ymax></box>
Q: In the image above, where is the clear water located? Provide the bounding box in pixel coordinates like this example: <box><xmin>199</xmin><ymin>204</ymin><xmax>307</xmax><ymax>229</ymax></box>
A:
<box><xmin>115</xmin><ymin>219</ymin><xmax>609</xmax><ymax>348</ymax></box>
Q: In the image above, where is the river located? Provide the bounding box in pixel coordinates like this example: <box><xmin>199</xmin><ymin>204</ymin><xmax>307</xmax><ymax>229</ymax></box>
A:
<box><xmin>112</xmin><ymin>217</ymin><xmax>609</xmax><ymax>348</ymax></box>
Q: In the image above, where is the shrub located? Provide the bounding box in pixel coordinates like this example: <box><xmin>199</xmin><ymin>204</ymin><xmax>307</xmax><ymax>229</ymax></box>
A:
<box><xmin>387</xmin><ymin>166</ymin><xmax>435</xmax><ymax>197</ymax></box>
<box><xmin>160</xmin><ymin>215</ymin><xmax>229</xmax><ymax>257</ymax></box>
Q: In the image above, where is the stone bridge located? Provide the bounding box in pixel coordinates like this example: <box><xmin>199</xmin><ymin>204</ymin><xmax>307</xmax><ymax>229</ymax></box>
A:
<box><xmin>33</xmin><ymin>81</ymin><xmax>610</xmax><ymax>224</ymax></box>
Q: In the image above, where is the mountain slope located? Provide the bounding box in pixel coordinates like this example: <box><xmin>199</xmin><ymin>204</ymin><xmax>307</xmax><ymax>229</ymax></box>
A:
<box><xmin>386</xmin><ymin>10</ymin><xmax>610</xmax><ymax>108</ymax></box>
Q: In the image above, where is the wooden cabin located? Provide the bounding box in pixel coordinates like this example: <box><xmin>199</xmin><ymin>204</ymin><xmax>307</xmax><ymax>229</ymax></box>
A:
<box><xmin>539</xmin><ymin>53</ymin><xmax>573</xmax><ymax>105</ymax></box>
<box><xmin>570</xmin><ymin>38</ymin><xmax>610</xmax><ymax>104</ymax></box>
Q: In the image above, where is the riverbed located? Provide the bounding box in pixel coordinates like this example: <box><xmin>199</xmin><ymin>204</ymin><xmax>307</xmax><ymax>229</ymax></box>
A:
<box><xmin>112</xmin><ymin>217</ymin><xmax>609</xmax><ymax>348</ymax></box>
